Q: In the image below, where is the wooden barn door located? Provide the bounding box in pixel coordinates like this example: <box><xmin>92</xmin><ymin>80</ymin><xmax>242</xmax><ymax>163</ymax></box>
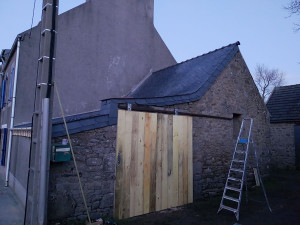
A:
<box><xmin>114</xmin><ymin>109</ymin><xmax>193</xmax><ymax>219</ymax></box>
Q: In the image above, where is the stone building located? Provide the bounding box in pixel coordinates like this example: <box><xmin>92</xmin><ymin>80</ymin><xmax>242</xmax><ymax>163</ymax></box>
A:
<box><xmin>0</xmin><ymin>1</ymin><xmax>273</xmax><ymax>223</ymax></box>
<box><xmin>266</xmin><ymin>84</ymin><xmax>300</xmax><ymax>169</ymax></box>
<box><xmin>46</xmin><ymin>42</ymin><xmax>271</xmax><ymax>221</ymax></box>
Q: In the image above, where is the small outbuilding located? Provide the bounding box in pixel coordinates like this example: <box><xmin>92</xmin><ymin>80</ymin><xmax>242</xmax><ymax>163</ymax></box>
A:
<box><xmin>266</xmin><ymin>84</ymin><xmax>300</xmax><ymax>169</ymax></box>
<box><xmin>0</xmin><ymin>1</ymin><xmax>275</xmax><ymax>223</ymax></box>
<box><xmin>47</xmin><ymin>42</ymin><xmax>272</xmax><ymax>221</ymax></box>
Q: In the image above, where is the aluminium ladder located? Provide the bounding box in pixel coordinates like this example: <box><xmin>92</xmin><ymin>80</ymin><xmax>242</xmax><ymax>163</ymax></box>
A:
<box><xmin>217</xmin><ymin>118</ymin><xmax>271</xmax><ymax>220</ymax></box>
<box><xmin>217</xmin><ymin>118</ymin><xmax>253</xmax><ymax>221</ymax></box>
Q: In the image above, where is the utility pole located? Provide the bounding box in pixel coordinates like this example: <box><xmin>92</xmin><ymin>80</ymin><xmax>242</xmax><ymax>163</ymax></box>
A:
<box><xmin>24</xmin><ymin>1</ymin><xmax>58</xmax><ymax>225</ymax></box>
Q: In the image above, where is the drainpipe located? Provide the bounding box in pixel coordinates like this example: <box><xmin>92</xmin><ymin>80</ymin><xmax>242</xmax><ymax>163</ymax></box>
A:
<box><xmin>5</xmin><ymin>36</ymin><xmax>21</xmax><ymax>186</ymax></box>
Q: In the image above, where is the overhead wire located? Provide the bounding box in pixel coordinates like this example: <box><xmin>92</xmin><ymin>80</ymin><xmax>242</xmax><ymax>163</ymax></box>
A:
<box><xmin>54</xmin><ymin>82</ymin><xmax>92</xmax><ymax>224</ymax></box>
<box><xmin>29</xmin><ymin>0</ymin><xmax>37</xmax><ymax>37</ymax></box>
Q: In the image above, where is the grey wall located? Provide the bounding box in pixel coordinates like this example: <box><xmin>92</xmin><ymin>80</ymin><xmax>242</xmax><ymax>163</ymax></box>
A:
<box><xmin>9</xmin><ymin>136</ymin><xmax>31</xmax><ymax>206</ymax></box>
<box><xmin>12</xmin><ymin>0</ymin><xmax>175</xmax><ymax>125</ymax></box>
<box><xmin>53</xmin><ymin>0</ymin><xmax>175</xmax><ymax>117</ymax></box>
<box><xmin>14</xmin><ymin>28</ymin><xmax>40</xmax><ymax>125</ymax></box>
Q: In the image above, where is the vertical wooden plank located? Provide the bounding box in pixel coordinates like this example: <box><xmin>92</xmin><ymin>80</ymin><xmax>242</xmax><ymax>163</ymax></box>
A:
<box><xmin>114</xmin><ymin>110</ymin><xmax>126</xmax><ymax>219</ymax></box>
<box><xmin>177</xmin><ymin>116</ymin><xmax>184</xmax><ymax>205</ymax></box>
<box><xmin>161</xmin><ymin>114</ymin><xmax>169</xmax><ymax>210</ymax></box>
<box><xmin>155</xmin><ymin>114</ymin><xmax>163</xmax><ymax>211</ymax></box>
<box><xmin>135</xmin><ymin>112</ymin><xmax>145</xmax><ymax>216</ymax></box>
<box><xmin>149</xmin><ymin>113</ymin><xmax>157</xmax><ymax>212</ymax></box>
<box><xmin>182</xmin><ymin>116</ymin><xmax>188</xmax><ymax>204</ymax></box>
<box><xmin>167</xmin><ymin>115</ymin><xmax>173</xmax><ymax>208</ymax></box>
<box><xmin>172</xmin><ymin>115</ymin><xmax>179</xmax><ymax>207</ymax></box>
<box><xmin>130</xmin><ymin>111</ymin><xmax>139</xmax><ymax>217</ymax></box>
<box><xmin>122</xmin><ymin>110</ymin><xmax>132</xmax><ymax>219</ymax></box>
<box><xmin>143</xmin><ymin>113</ymin><xmax>151</xmax><ymax>214</ymax></box>
<box><xmin>187</xmin><ymin>116</ymin><xmax>193</xmax><ymax>203</ymax></box>
<box><xmin>115</xmin><ymin>111</ymin><xmax>193</xmax><ymax>219</ymax></box>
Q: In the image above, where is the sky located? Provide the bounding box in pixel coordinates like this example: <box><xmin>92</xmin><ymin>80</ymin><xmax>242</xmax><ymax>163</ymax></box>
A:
<box><xmin>0</xmin><ymin>0</ymin><xmax>299</xmax><ymax>85</ymax></box>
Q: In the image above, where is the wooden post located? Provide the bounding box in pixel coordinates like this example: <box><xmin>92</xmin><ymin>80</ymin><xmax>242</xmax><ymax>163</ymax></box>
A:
<box><xmin>24</xmin><ymin>1</ymin><xmax>58</xmax><ymax>224</ymax></box>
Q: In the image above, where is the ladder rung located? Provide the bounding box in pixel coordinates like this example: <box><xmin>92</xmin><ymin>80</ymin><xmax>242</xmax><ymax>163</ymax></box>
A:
<box><xmin>236</xmin><ymin>150</ymin><xmax>246</xmax><ymax>154</ymax></box>
<box><xmin>230</xmin><ymin>168</ymin><xmax>244</xmax><ymax>173</ymax></box>
<box><xmin>232</xmin><ymin>159</ymin><xmax>245</xmax><ymax>163</ymax></box>
<box><xmin>226</xmin><ymin>186</ymin><xmax>241</xmax><ymax>192</ymax></box>
<box><xmin>224</xmin><ymin>195</ymin><xmax>239</xmax><ymax>202</ymax></box>
<box><xmin>228</xmin><ymin>177</ymin><xmax>242</xmax><ymax>182</ymax></box>
<box><xmin>220</xmin><ymin>204</ymin><xmax>238</xmax><ymax>213</ymax></box>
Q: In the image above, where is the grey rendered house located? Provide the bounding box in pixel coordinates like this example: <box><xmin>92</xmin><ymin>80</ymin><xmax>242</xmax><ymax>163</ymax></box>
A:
<box><xmin>0</xmin><ymin>0</ymin><xmax>175</xmax><ymax>213</ymax></box>
<box><xmin>0</xmin><ymin>0</ymin><xmax>273</xmax><ymax>223</ymax></box>
<box><xmin>266</xmin><ymin>84</ymin><xmax>300</xmax><ymax>169</ymax></box>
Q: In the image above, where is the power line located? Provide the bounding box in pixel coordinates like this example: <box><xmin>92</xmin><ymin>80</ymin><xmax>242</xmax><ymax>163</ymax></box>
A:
<box><xmin>29</xmin><ymin>0</ymin><xmax>37</xmax><ymax>37</ymax></box>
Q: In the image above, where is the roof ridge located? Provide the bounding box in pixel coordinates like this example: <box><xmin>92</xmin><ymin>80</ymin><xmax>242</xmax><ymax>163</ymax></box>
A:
<box><xmin>151</xmin><ymin>41</ymin><xmax>240</xmax><ymax>74</ymax></box>
<box><xmin>276</xmin><ymin>84</ymin><xmax>300</xmax><ymax>89</ymax></box>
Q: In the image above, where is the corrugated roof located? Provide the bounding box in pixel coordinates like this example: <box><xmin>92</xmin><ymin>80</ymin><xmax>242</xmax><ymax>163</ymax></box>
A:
<box><xmin>128</xmin><ymin>42</ymin><xmax>240</xmax><ymax>99</ymax></box>
<box><xmin>266</xmin><ymin>84</ymin><xmax>300</xmax><ymax>123</ymax></box>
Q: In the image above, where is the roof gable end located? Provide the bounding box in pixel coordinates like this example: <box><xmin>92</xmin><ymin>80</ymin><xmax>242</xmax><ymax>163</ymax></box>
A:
<box><xmin>128</xmin><ymin>41</ymin><xmax>240</xmax><ymax>99</ymax></box>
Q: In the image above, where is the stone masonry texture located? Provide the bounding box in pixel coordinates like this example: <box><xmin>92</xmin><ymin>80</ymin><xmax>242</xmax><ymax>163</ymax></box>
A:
<box><xmin>47</xmin><ymin>51</ymin><xmax>273</xmax><ymax>222</ymax></box>
<box><xmin>165</xmin><ymin>51</ymin><xmax>272</xmax><ymax>199</ymax></box>
<box><xmin>48</xmin><ymin>126</ymin><xmax>117</xmax><ymax>222</ymax></box>
<box><xmin>270</xmin><ymin>123</ymin><xmax>295</xmax><ymax>169</ymax></box>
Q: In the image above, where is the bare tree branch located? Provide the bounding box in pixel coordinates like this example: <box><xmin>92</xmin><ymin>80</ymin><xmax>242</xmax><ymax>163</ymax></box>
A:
<box><xmin>284</xmin><ymin>1</ymin><xmax>300</xmax><ymax>15</ymax></box>
<box><xmin>285</xmin><ymin>1</ymin><xmax>300</xmax><ymax>32</ymax></box>
<box><xmin>254</xmin><ymin>64</ymin><xmax>286</xmax><ymax>102</ymax></box>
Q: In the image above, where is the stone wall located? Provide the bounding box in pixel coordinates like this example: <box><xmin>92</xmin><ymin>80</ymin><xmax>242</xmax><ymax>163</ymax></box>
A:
<box><xmin>166</xmin><ymin>51</ymin><xmax>271</xmax><ymax>199</ymax></box>
<box><xmin>47</xmin><ymin>50</ymin><xmax>272</xmax><ymax>221</ymax></box>
<box><xmin>48</xmin><ymin>125</ymin><xmax>117</xmax><ymax>222</ymax></box>
<box><xmin>270</xmin><ymin>123</ymin><xmax>295</xmax><ymax>169</ymax></box>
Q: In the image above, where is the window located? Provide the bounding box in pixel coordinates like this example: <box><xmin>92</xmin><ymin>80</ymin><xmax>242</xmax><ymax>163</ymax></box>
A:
<box><xmin>8</xmin><ymin>67</ymin><xmax>15</xmax><ymax>102</ymax></box>
<box><xmin>1</xmin><ymin>76</ymin><xmax>7</xmax><ymax>109</ymax></box>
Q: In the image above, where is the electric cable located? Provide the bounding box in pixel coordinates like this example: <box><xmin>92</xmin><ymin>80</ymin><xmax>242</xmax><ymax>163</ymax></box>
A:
<box><xmin>54</xmin><ymin>82</ymin><xmax>92</xmax><ymax>224</ymax></box>
<box><xmin>29</xmin><ymin>0</ymin><xmax>37</xmax><ymax>37</ymax></box>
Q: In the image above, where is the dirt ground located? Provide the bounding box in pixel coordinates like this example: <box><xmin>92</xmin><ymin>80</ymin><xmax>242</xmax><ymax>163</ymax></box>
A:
<box><xmin>112</xmin><ymin>168</ymin><xmax>300</xmax><ymax>225</ymax></box>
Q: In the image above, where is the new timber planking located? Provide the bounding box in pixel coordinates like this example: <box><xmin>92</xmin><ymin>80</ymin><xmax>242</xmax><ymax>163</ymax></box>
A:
<box><xmin>114</xmin><ymin>110</ymin><xmax>193</xmax><ymax>219</ymax></box>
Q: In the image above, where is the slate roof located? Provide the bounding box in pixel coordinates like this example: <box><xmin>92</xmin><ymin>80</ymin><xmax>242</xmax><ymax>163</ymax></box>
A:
<box><xmin>128</xmin><ymin>42</ymin><xmax>240</xmax><ymax>102</ymax></box>
<box><xmin>16</xmin><ymin>42</ymin><xmax>241</xmax><ymax>137</ymax></box>
<box><xmin>16</xmin><ymin>110</ymin><xmax>110</xmax><ymax>138</ymax></box>
<box><xmin>266</xmin><ymin>84</ymin><xmax>300</xmax><ymax>123</ymax></box>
